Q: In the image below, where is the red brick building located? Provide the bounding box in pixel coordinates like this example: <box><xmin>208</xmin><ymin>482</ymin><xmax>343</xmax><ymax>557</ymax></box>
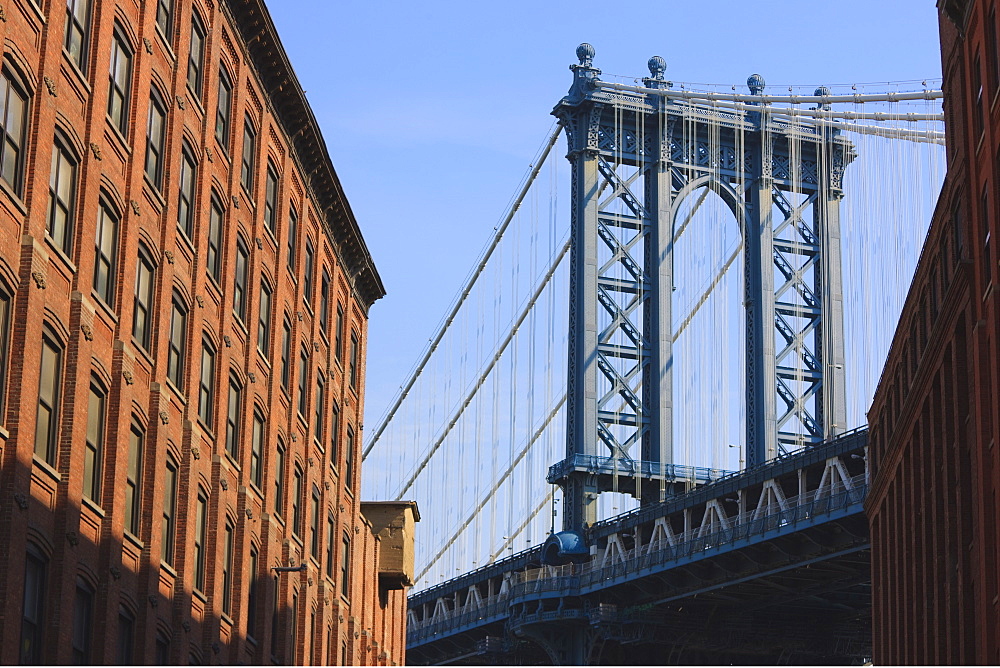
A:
<box><xmin>0</xmin><ymin>0</ymin><xmax>416</xmax><ymax>664</ymax></box>
<box><xmin>867</xmin><ymin>0</ymin><xmax>1000</xmax><ymax>663</ymax></box>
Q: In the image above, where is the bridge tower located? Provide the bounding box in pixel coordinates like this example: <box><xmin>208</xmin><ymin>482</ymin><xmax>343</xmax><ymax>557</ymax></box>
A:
<box><xmin>546</xmin><ymin>45</ymin><xmax>853</xmax><ymax>535</ymax></box>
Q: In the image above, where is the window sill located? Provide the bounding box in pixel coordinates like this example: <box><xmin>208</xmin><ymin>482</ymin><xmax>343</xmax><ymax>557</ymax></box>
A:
<box><xmin>142</xmin><ymin>173</ymin><xmax>166</xmax><ymax>213</ymax></box>
<box><xmin>164</xmin><ymin>377</ymin><xmax>187</xmax><ymax>405</ymax></box>
<box><xmin>224</xmin><ymin>453</ymin><xmax>242</xmax><ymax>473</ymax></box>
<box><xmin>81</xmin><ymin>494</ymin><xmax>105</xmax><ymax>517</ymax></box>
<box><xmin>124</xmin><ymin>529</ymin><xmax>144</xmax><ymax>550</ymax></box>
<box><xmin>105</xmin><ymin>114</ymin><xmax>132</xmax><ymax>151</ymax></box>
<box><xmin>0</xmin><ymin>178</ymin><xmax>27</xmax><ymax>216</ymax></box>
<box><xmin>130</xmin><ymin>336</ymin><xmax>155</xmax><ymax>369</ymax></box>
<box><xmin>175</xmin><ymin>226</ymin><xmax>196</xmax><ymax>261</ymax></box>
<box><xmin>90</xmin><ymin>289</ymin><xmax>119</xmax><ymax>325</ymax></box>
<box><xmin>153</xmin><ymin>24</ymin><xmax>177</xmax><ymax>62</ymax></box>
<box><xmin>192</xmin><ymin>588</ymin><xmax>207</xmax><ymax>604</ymax></box>
<box><xmin>32</xmin><ymin>454</ymin><xmax>61</xmax><ymax>482</ymax></box>
<box><xmin>43</xmin><ymin>233</ymin><xmax>78</xmax><ymax>276</ymax></box>
<box><xmin>213</xmin><ymin>136</ymin><xmax>232</xmax><ymax>166</ymax></box>
<box><xmin>184</xmin><ymin>85</ymin><xmax>205</xmax><ymax>118</ymax></box>
<box><xmin>59</xmin><ymin>49</ymin><xmax>92</xmax><ymax>96</ymax></box>
<box><xmin>160</xmin><ymin>561</ymin><xmax>178</xmax><ymax>579</ymax></box>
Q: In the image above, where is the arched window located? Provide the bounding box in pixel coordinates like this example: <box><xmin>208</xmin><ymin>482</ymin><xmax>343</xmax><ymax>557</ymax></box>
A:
<box><xmin>93</xmin><ymin>195</ymin><xmax>120</xmax><ymax>307</ymax></box>
<box><xmin>0</xmin><ymin>62</ymin><xmax>30</xmax><ymax>194</ymax></box>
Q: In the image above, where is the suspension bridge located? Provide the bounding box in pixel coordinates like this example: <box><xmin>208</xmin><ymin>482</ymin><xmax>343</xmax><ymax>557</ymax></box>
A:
<box><xmin>362</xmin><ymin>44</ymin><xmax>945</xmax><ymax>664</ymax></box>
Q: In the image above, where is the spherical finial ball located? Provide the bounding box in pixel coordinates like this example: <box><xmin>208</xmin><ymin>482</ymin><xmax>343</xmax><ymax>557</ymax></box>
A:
<box><xmin>577</xmin><ymin>43</ymin><xmax>595</xmax><ymax>65</ymax></box>
<box><xmin>747</xmin><ymin>73</ymin><xmax>766</xmax><ymax>95</ymax></box>
<box><xmin>814</xmin><ymin>86</ymin><xmax>831</xmax><ymax>97</ymax></box>
<box><xmin>648</xmin><ymin>56</ymin><xmax>666</xmax><ymax>77</ymax></box>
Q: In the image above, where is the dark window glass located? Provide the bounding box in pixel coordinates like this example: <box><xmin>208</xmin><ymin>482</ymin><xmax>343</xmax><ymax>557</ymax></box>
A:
<box><xmin>48</xmin><ymin>135</ymin><xmax>77</xmax><ymax>254</ymax></box>
<box><xmin>280</xmin><ymin>319</ymin><xmax>291</xmax><ymax>391</ymax></box>
<box><xmin>247</xmin><ymin>547</ymin><xmax>258</xmax><ymax>640</ymax></box>
<box><xmin>226</xmin><ymin>378</ymin><xmax>241</xmax><ymax>462</ymax></box>
<box><xmin>330</xmin><ymin>401</ymin><xmax>340</xmax><ymax>463</ymax></box>
<box><xmin>0</xmin><ymin>289</ymin><xmax>9</xmax><ymax>418</ymax></box>
<box><xmin>264</xmin><ymin>164</ymin><xmax>279</xmax><ymax>234</ymax></box>
<box><xmin>198</xmin><ymin>341</ymin><xmax>214</xmax><ymax>425</ymax></box>
<box><xmin>241</xmin><ymin>118</ymin><xmax>256</xmax><ymax>192</ymax></box>
<box><xmin>215</xmin><ymin>68</ymin><xmax>232</xmax><ymax>150</ymax></box>
<box><xmin>186</xmin><ymin>13</ymin><xmax>205</xmax><ymax>98</ymax></box>
<box><xmin>64</xmin><ymin>0</ymin><xmax>90</xmax><ymax>72</ymax></box>
<box><xmin>326</xmin><ymin>515</ymin><xmax>335</xmax><ymax>577</ymax></box>
<box><xmin>125</xmin><ymin>424</ymin><xmax>143</xmax><ymax>535</ymax></box>
<box><xmin>989</xmin><ymin>8</ymin><xmax>999</xmax><ymax>94</ymax></box>
<box><xmin>298</xmin><ymin>347</ymin><xmax>308</xmax><ymax>415</ymax></box>
<box><xmin>72</xmin><ymin>578</ymin><xmax>93</xmax><ymax>664</ymax></box>
<box><xmin>35</xmin><ymin>334</ymin><xmax>62</xmax><ymax>465</ymax></box>
<box><xmin>155</xmin><ymin>633</ymin><xmax>170</xmax><ymax>665</ymax></box>
<box><xmin>974</xmin><ymin>54</ymin><xmax>985</xmax><ymax>138</ymax></box>
<box><xmin>107</xmin><ymin>30</ymin><xmax>132</xmax><ymax>133</ymax></box>
<box><xmin>132</xmin><ymin>246</ymin><xmax>155</xmax><ymax>350</ymax></box>
<box><xmin>155</xmin><ymin>0</ymin><xmax>172</xmax><ymax>37</ymax></box>
<box><xmin>167</xmin><ymin>297</ymin><xmax>187</xmax><ymax>388</ymax></box>
<box><xmin>310</xmin><ymin>486</ymin><xmax>320</xmax><ymax>559</ymax></box>
<box><xmin>145</xmin><ymin>91</ymin><xmax>167</xmax><ymax>188</ymax></box>
<box><xmin>162</xmin><ymin>456</ymin><xmax>177</xmax><ymax>565</ymax></box>
<box><xmin>345</xmin><ymin>427</ymin><xmax>354</xmax><ymax>488</ymax></box>
<box><xmin>303</xmin><ymin>241</ymin><xmax>314</xmax><ymax>304</ymax></box>
<box><xmin>340</xmin><ymin>536</ymin><xmax>350</xmax><ymax>598</ymax></box>
<box><xmin>207</xmin><ymin>195</ymin><xmax>223</xmax><ymax>281</ymax></box>
<box><xmin>258</xmin><ymin>282</ymin><xmax>272</xmax><ymax>354</ymax></box>
<box><xmin>117</xmin><ymin>606</ymin><xmax>134</xmax><ymax>665</ymax></box>
<box><xmin>287</xmin><ymin>206</ymin><xmax>297</xmax><ymax>271</ymax></box>
<box><xmin>0</xmin><ymin>66</ymin><xmax>29</xmax><ymax>194</ymax></box>
<box><xmin>349</xmin><ymin>332</ymin><xmax>359</xmax><ymax>389</ymax></box>
<box><xmin>93</xmin><ymin>200</ymin><xmax>119</xmax><ymax>306</ymax></box>
<box><xmin>320</xmin><ymin>270</ymin><xmax>330</xmax><ymax>333</ymax></box>
<box><xmin>270</xmin><ymin>575</ymin><xmax>280</xmax><ymax>660</ymax></box>
<box><xmin>177</xmin><ymin>146</ymin><xmax>196</xmax><ymax>237</ymax></box>
<box><xmin>20</xmin><ymin>547</ymin><xmax>47</xmax><ymax>664</ymax></box>
<box><xmin>222</xmin><ymin>521</ymin><xmax>233</xmax><ymax>615</ymax></box>
<box><xmin>234</xmin><ymin>238</ymin><xmax>249</xmax><ymax>321</ymax></box>
<box><xmin>292</xmin><ymin>466</ymin><xmax>302</xmax><ymax>536</ymax></box>
<box><xmin>315</xmin><ymin>374</ymin><xmax>325</xmax><ymax>439</ymax></box>
<box><xmin>251</xmin><ymin>411</ymin><xmax>264</xmax><ymax>488</ymax></box>
<box><xmin>984</xmin><ymin>183</ymin><xmax>992</xmax><ymax>285</ymax></box>
<box><xmin>84</xmin><ymin>380</ymin><xmax>105</xmax><ymax>502</ymax></box>
<box><xmin>274</xmin><ymin>441</ymin><xmax>285</xmax><ymax>517</ymax></box>
<box><xmin>194</xmin><ymin>492</ymin><xmax>207</xmax><ymax>591</ymax></box>
<box><xmin>335</xmin><ymin>303</ymin><xmax>344</xmax><ymax>361</ymax></box>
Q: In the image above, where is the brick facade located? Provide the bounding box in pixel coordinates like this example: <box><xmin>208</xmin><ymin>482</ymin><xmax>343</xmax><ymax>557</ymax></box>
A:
<box><xmin>867</xmin><ymin>0</ymin><xmax>1000</xmax><ymax>663</ymax></box>
<box><xmin>0</xmin><ymin>0</ymin><xmax>411</xmax><ymax>664</ymax></box>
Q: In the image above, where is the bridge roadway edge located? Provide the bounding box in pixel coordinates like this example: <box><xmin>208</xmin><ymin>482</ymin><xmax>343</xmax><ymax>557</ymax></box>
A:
<box><xmin>407</xmin><ymin>428</ymin><xmax>871</xmax><ymax>665</ymax></box>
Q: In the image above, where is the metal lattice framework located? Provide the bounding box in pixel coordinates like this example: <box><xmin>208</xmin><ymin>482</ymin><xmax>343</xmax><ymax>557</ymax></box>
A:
<box><xmin>549</xmin><ymin>45</ymin><xmax>853</xmax><ymax>532</ymax></box>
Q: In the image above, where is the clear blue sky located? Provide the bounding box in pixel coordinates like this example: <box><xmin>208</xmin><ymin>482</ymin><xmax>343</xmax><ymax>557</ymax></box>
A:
<box><xmin>265</xmin><ymin>1</ymin><xmax>944</xmax><ymax>433</ymax></box>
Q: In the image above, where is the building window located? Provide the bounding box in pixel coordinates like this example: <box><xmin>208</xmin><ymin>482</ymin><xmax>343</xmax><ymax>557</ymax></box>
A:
<box><xmin>292</xmin><ymin>466</ymin><xmax>303</xmax><ymax>536</ymax></box>
<box><xmin>330</xmin><ymin>401</ymin><xmax>340</xmax><ymax>462</ymax></box>
<box><xmin>194</xmin><ymin>491</ymin><xmax>207</xmax><ymax>591</ymax></box>
<box><xmin>155</xmin><ymin>633</ymin><xmax>170</xmax><ymax>665</ymax></box>
<box><xmin>125</xmin><ymin>423</ymin><xmax>144</xmax><ymax>535</ymax></box>
<box><xmin>298</xmin><ymin>347</ymin><xmax>309</xmax><ymax>416</ymax></box>
<box><xmin>93</xmin><ymin>199</ymin><xmax>119</xmax><ymax>307</ymax></box>
<box><xmin>310</xmin><ymin>486</ymin><xmax>320</xmax><ymax>559</ymax></box>
<box><xmin>107</xmin><ymin>28</ymin><xmax>132</xmax><ymax>134</ymax></box>
<box><xmin>186</xmin><ymin>12</ymin><xmax>205</xmax><ymax>98</ymax></box>
<box><xmin>84</xmin><ymin>379</ymin><xmax>106</xmax><ymax>503</ymax></box>
<box><xmin>274</xmin><ymin>440</ymin><xmax>285</xmax><ymax>518</ymax></box>
<box><xmin>132</xmin><ymin>245</ymin><xmax>155</xmax><ymax>351</ymax></box>
<box><xmin>349</xmin><ymin>332</ymin><xmax>359</xmax><ymax>389</ymax></box>
<box><xmin>234</xmin><ymin>237</ymin><xmax>249</xmax><ymax>321</ymax></box>
<box><xmin>198</xmin><ymin>340</ymin><xmax>215</xmax><ymax>426</ymax></box>
<box><xmin>155</xmin><ymin>0</ymin><xmax>172</xmax><ymax>37</ymax></box>
<box><xmin>20</xmin><ymin>546</ymin><xmax>47</xmax><ymax>664</ymax></box>
<box><xmin>264</xmin><ymin>163</ymin><xmax>279</xmax><ymax>234</ymax></box>
<box><xmin>326</xmin><ymin>515</ymin><xmax>335</xmax><ymax>577</ymax></box>
<box><xmin>207</xmin><ymin>195</ymin><xmax>223</xmax><ymax>281</ymax></box>
<box><xmin>990</xmin><ymin>7</ymin><xmax>1000</xmax><ymax>95</ymax></box>
<box><xmin>975</xmin><ymin>54</ymin><xmax>985</xmax><ymax>139</ymax></box>
<box><xmin>145</xmin><ymin>90</ymin><xmax>167</xmax><ymax>189</ymax></box>
<box><xmin>241</xmin><ymin>117</ymin><xmax>256</xmax><ymax>192</ymax></box>
<box><xmin>0</xmin><ymin>65</ymin><xmax>29</xmax><ymax>194</ymax></box>
<box><xmin>167</xmin><ymin>296</ymin><xmax>187</xmax><ymax>389</ymax></box>
<box><xmin>335</xmin><ymin>303</ymin><xmax>344</xmax><ymax>362</ymax></box>
<box><xmin>314</xmin><ymin>373</ymin><xmax>325</xmax><ymax>439</ymax></box>
<box><xmin>303</xmin><ymin>240</ymin><xmax>314</xmax><ymax>304</ymax></box>
<box><xmin>0</xmin><ymin>289</ymin><xmax>10</xmax><ymax>418</ymax></box>
<box><xmin>222</xmin><ymin>520</ymin><xmax>234</xmax><ymax>616</ymax></box>
<box><xmin>290</xmin><ymin>591</ymin><xmax>298</xmax><ymax>659</ymax></box>
<box><xmin>270</xmin><ymin>574</ymin><xmax>280</xmax><ymax>661</ymax></box>
<box><xmin>64</xmin><ymin>0</ymin><xmax>90</xmax><ymax>72</ymax></box>
<box><xmin>251</xmin><ymin>411</ymin><xmax>264</xmax><ymax>488</ymax></box>
<box><xmin>162</xmin><ymin>455</ymin><xmax>177</xmax><ymax>566</ymax></box>
<box><xmin>72</xmin><ymin>578</ymin><xmax>93</xmax><ymax>664</ymax></box>
<box><xmin>258</xmin><ymin>281</ymin><xmax>272</xmax><ymax>354</ymax></box>
<box><xmin>47</xmin><ymin>133</ymin><xmax>78</xmax><ymax>254</ymax></box>
<box><xmin>340</xmin><ymin>536</ymin><xmax>351</xmax><ymax>599</ymax></box>
<box><xmin>215</xmin><ymin>67</ymin><xmax>232</xmax><ymax>150</ymax></box>
<box><xmin>177</xmin><ymin>144</ymin><xmax>196</xmax><ymax>238</ymax></box>
<box><xmin>280</xmin><ymin>318</ymin><xmax>291</xmax><ymax>392</ymax></box>
<box><xmin>287</xmin><ymin>205</ymin><xmax>298</xmax><ymax>271</ymax></box>
<box><xmin>247</xmin><ymin>547</ymin><xmax>259</xmax><ymax>640</ymax></box>
<box><xmin>345</xmin><ymin>427</ymin><xmax>354</xmax><ymax>488</ymax></box>
<box><xmin>117</xmin><ymin>606</ymin><xmax>135</xmax><ymax>664</ymax></box>
<box><xmin>226</xmin><ymin>378</ymin><xmax>242</xmax><ymax>462</ymax></box>
<box><xmin>35</xmin><ymin>333</ymin><xmax>62</xmax><ymax>465</ymax></box>
<box><xmin>320</xmin><ymin>269</ymin><xmax>330</xmax><ymax>333</ymax></box>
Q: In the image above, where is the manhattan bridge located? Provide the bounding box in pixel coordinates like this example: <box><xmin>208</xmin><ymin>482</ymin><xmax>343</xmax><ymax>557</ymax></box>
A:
<box><xmin>363</xmin><ymin>45</ymin><xmax>945</xmax><ymax>664</ymax></box>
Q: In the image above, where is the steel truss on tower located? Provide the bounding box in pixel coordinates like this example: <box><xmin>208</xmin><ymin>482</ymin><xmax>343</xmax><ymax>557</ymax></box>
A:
<box><xmin>547</xmin><ymin>45</ymin><xmax>853</xmax><ymax>534</ymax></box>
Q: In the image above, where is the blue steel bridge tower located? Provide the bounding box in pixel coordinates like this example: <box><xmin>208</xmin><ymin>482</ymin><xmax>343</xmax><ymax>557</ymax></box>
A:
<box><xmin>546</xmin><ymin>45</ymin><xmax>854</xmax><ymax>539</ymax></box>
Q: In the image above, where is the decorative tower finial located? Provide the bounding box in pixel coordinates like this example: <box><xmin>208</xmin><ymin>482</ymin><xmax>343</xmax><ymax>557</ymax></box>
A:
<box><xmin>747</xmin><ymin>74</ymin><xmax>766</xmax><ymax>96</ymax></box>
<box><xmin>647</xmin><ymin>56</ymin><xmax>666</xmax><ymax>79</ymax></box>
<box><xmin>576</xmin><ymin>43</ymin><xmax>595</xmax><ymax>67</ymax></box>
<box><xmin>814</xmin><ymin>86</ymin><xmax>832</xmax><ymax>111</ymax></box>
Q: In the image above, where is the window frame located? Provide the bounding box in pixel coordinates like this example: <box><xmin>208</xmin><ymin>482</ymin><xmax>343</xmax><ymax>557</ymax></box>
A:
<box><xmin>186</xmin><ymin>11</ymin><xmax>206</xmax><ymax>99</ymax></box>
<box><xmin>198</xmin><ymin>339</ymin><xmax>215</xmax><ymax>426</ymax></box>
<box><xmin>84</xmin><ymin>378</ymin><xmax>106</xmax><ymax>503</ymax></box>
<box><xmin>0</xmin><ymin>64</ymin><xmax>30</xmax><ymax>195</ymax></box>
<box><xmin>257</xmin><ymin>280</ymin><xmax>272</xmax><ymax>354</ymax></box>
<box><xmin>35</xmin><ymin>332</ymin><xmax>63</xmax><ymax>466</ymax></box>
<box><xmin>215</xmin><ymin>66</ymin><xmax>232</xmax><ymax>151</ymax></box>
<box><xmin>47</xmin><ymin>131</ymin><xmax>78</xmax><ymax>255</ymax></box>
<box><xmin>177</xmin><ymin>143</ymin><xmax>197</xmax><ymax>238</ymax></box>
<box><xmin>251</xmin><ymin>410</ymin><xmax>264</xmax><ymax>489</ymax></box>
<box><xmin>225</xmin><ymin>376</ymin><xmax>242</xmax><ymax>463</ymax></box>
<box><xmin>145</xmin><ymin>89</ymin><xmax>167</xmax><ymax>189</ymax></box>
<box><xmin>125</xmin><ymin>422</ymin><xmax>144</xmax><ymax>536</ymax></box>
<box><xmin>167</xmin><ymin>295</ymin><xmax>188</xmax><ymax>390</ymax></box>
<box><xmin>93</xmin><ymin>197</ymin><xmax>119</xmax><ymax>307</ymax></box>
<box><xmin>162</xmin><ymin>454</ymin><xmax>178</xmax><ymax>566</ymax></box>
<box><xmin>20</xmin><ymin>546</ymin><xmax>47</xmax><ymax>664</ymax></box>
<box><xmin>64</xmin><ymin>0</ymin><xmax>91</xmax><ymax>74</ymax></box>
<box><xmin>241</xmin><ymin>116</ymin><xmax>256</xmax><ymax>193</ymax></box>
<box><xmin>264</xmin><ymin>162</ymin><xmax>279</xmax><ymax>234</ymax></box>
<box><xmin>107</xmin><ymin>27</ymin><xmax>133</xmax><ymax>135</ymax></box>
<box><xmin>303</xmin><ymin>239</ymin><xmax>314</xmax><ymax>304</ymax></box>
<box><xmin>132</xmin><ymin>244</ymin><xmax>156</xmax><ymax>351</ymax></box>
<box><xmin>194</xmin><ymin>490</ymin><xmax>207</xmax><ymax>591</ymax></box>
<box><xmin>233</xmin><ymin>236</ymin><xmax>250</xmax><ymax>322</ymax></box>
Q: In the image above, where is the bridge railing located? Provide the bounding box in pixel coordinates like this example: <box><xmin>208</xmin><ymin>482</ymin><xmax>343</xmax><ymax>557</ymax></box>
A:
<box><xmin>408</xmin><ymin>473</ymin><xmax>867</xmax><ymax>642</ymax></box>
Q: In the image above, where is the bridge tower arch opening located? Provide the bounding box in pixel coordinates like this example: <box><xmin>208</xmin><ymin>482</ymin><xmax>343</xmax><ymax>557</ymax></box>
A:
<box><xmin>547</xmin><ymin>44</ymin><xmax>854</xmax><ymax>541</ymax></box>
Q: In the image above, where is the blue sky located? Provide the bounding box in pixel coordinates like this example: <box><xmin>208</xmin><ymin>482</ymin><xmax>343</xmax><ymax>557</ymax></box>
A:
<box><xmin>265</xmin><ymin>1</ymin><xmax>944</xmax><ymax>434</ymax></box>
